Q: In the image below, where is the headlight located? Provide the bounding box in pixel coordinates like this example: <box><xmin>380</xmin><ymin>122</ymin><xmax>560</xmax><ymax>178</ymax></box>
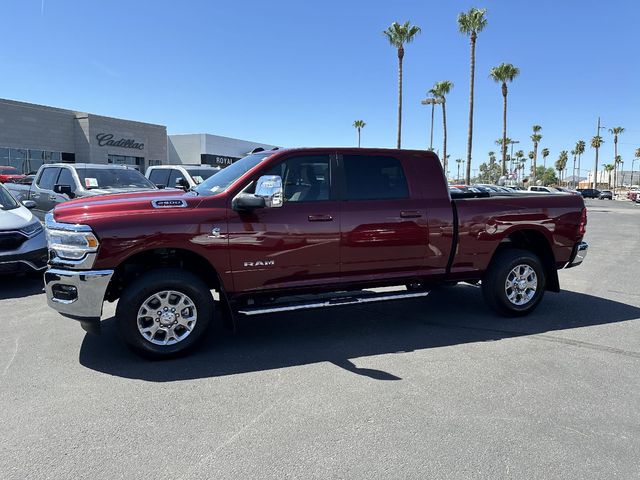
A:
<box><xmin>46</xmin><ymin>229</ymin><xmax>99</xmax><ymax>260</ymax></box>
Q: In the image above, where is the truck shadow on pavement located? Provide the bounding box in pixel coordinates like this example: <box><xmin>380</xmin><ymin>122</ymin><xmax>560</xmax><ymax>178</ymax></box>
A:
<box><xmin>78</xmin><ymin>285</ymin><xmax>640</xmax><ymax>382</ymax></box>
<box><xmin>0</xmin><ymin>274</ymin><xmax>44</xmax><ymax>300</ymax></box>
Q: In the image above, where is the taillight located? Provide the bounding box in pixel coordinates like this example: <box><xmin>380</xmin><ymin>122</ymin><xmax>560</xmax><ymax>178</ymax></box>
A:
<box><xmin>578</xmin><ymin>207</ymin><xmax>587</xmax><ymax>236</ymax></box>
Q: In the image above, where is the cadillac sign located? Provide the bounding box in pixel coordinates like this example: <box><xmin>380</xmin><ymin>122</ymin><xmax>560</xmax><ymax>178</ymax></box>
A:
<box><xmin>96</xmin><ymin>133</ymin><xmax>144</xmax><ymax>150</ymax></box>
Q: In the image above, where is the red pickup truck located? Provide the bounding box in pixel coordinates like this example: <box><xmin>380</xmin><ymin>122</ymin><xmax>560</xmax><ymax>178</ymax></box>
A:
<box><xmin>44</xmin><ymin>148</ymin><xmax>588</xmax><ymax>358</ymax></box>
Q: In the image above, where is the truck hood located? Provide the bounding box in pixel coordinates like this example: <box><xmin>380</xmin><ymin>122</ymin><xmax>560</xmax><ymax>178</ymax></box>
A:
<box><xmin>0</xmin><ymin>205</ymin><xmax>36</xmax><ymax>230</ymax></box>
<box><xmin>52</xmin><ymin>190</ymin><xmax>203</xmax><ymax>225</ymax></box>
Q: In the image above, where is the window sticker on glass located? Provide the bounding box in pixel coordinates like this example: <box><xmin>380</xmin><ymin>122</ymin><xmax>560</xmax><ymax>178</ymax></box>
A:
<box><xmin>85</xmin><ymin>178</ymin><xmax>99</xmax><ymax>188</ymax></box>
<box><xmin>192</xmin><ymin>176</ymin><xmax>204</xmax><ymax>184</ymax></box>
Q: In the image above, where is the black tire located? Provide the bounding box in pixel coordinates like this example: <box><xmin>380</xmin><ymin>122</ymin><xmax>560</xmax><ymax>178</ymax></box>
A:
<box><xmin>116</xmin><ymin>268</ymin><xmax>214</xmax><ymax>359</ymax></box>
<box><xmin>482</xmin><ymin>248</ymin><xmax>546</xmax><ymax>317</ymax></box>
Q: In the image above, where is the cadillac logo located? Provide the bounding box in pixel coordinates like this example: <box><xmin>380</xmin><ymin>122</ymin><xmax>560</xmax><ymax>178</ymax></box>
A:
<box><xmin>96</xmin><ymin>133</ymin><xmax>144</xmax><ymax>150</ymax></box>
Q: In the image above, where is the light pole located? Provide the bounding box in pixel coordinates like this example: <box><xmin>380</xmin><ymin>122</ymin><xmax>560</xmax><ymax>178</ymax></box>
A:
<box><xmin>593</xmin><ymin>117</ymin><xmax>606</xmax><ymax>189</ymax></box>
<box><xmin>421</xmin><ymin>97</ymin><xmax>443</xmax><ymax>151</ymax></box>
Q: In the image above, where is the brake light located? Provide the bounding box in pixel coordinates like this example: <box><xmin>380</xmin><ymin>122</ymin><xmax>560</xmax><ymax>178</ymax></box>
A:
<box><xmin>578</xmin><ymin>207</ymin><xmax>587</xmax><ymax>236</ymax></box>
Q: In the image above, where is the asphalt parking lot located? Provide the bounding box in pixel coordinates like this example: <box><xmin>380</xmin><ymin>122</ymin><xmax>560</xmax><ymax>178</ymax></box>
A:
<box><xmin>1</xmin><ymin>198</ymin><xmax>639</xmax><ymax>479</ymax></box>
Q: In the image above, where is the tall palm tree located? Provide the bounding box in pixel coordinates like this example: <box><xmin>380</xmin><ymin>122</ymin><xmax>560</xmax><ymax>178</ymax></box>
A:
<box><xmin>352</xmin><ymin>120</ymin><xmax>366</xmax><ymax>148</ymax></box>
<box><xmin>608</xmin><ymin>127</ymin><xmax>624</xmax><ymax>194</ymax></box>
<box><xmin>530</xmin><ymin>125</ymin><xmax>542</xmax><ymax>181</ymax></box>
<box><xmin>603</xmin><ymin>164</ymin><xmax>614</xmax><ymax>188</ymax></box>
<box><xmin>425</xmin><ymin>90</ymin><xmax>438</xmax><ymax>151</ymax></box>
<box><xmin>615</xmin><ymin>155</ymin><xmax>623</xmax><ymax>192</ymax></box>
<box><xmin>555</xmin><ymin>150</ymin><xmax>568</xmax><ymax>185</ymax></box>
<box><xmin>541</xmin><ymin>147</ymin><xmax>550</xmax><ymax>169</ymax></box>
<box><xmin>455</xmin><ymin>158</ymin><xmax>464</xmax><ymax>182</ymax></box>
<box><xmin>490</xmin><ymin>63</ymin><xmax>520</xmax><ymax>175</ymax></box>
<box><xmin>575</xmin><ymin>140</ymin><xmax>586</xmax><ymax>187</ymax></box>
<box><xmin>383</xmin><ymin>21</ymin><xmax>421</xmax><ymax>149</ymax></box>
<box><xmin>431</xmin><ymin>80</ymin><xmax>454</xmax><ymax>175</ymax></box>
<box><xmin>591</xmin><ymin>135</ymin><xmax>604</xmax><ymax>189</ymax></box>
<box><xmin>528</xmin><ymin>151</ymin><xmax>535</xmax><ymax>178</ymax></box>
<box><xmin>570</xmin><ymin>149</ymin><xmax>577</xmax><ymax>188</ymax></box>
<box><xmin>458</xmin><ymin>7</ymin><xmax>488</xmax><ymax>185</ymax></box>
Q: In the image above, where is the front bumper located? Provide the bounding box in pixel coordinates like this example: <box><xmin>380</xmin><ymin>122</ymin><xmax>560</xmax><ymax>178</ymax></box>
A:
<box><xmin>0</xmin><ymin>230</ymin><xmax>48</xmax><ymax>273</ymax></box>
<box><xmin>44</xmin><ymin>268</ymin><xmax>114</xmax><ymax>322</ymax></box>
<box><xmin>565</xmin><ymin>241</ymin><xmax>588</xmax><ymax>268</ymax></box>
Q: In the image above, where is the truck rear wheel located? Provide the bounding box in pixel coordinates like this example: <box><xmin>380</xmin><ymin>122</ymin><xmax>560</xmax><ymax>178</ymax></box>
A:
<box><xmin>482</xmin><ymin>249</ymin><xmax>546</xmax><ymax>317</ymax></box>
<box><xmin>116</xmin><ymin>268</ymin><xmax>214</xmax><ymax>359</ymax></box>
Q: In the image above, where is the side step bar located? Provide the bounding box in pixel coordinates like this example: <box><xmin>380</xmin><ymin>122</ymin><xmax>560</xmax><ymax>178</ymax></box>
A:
<box><xmin>237</xmin><ymin>289</ymin><xmax>430</xmax><ymax>316</ymax></box>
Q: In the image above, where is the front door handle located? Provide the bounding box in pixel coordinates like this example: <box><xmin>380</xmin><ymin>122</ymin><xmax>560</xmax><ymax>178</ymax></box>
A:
<box><xmin>308</xmin><ymin>214</ymin><xmax>333</xmax><ymax>222</ymax></box>
<box><xmin>400</xmin><ymin>211</ymin><xmax>422</xmax><ymax>219</ymax></box>
<box><xmin>49</xmin><ymin>195</ymin><xmax>57</xmax><ymax>201</ymax></box>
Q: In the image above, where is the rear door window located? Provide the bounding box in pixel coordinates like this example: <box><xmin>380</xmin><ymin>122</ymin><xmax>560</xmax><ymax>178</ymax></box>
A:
<box><xmin>342</xmin><ymin>155</ymin><xmax>408</xmax><ymax>200</ymax></box>
<box><xmin>36</xmin><ymin>167</ymin><xmax>61</xmax><ymax>190</ymax></box>
<box><xmin>149</xmin><ymin>169</ymin><xmax>170</xmax><ymax>186</ymax></box>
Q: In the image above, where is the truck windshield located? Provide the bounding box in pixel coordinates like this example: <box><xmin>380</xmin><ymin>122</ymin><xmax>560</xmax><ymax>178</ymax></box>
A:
<box><xmin>0</xmin><ymin>184</ymin><xmax>19</xmax><ymax>210</ymax></box>
<box><xmin>194</xmin><ymin>152</ymin><xmax>274</xmax><ymax>195</ymax></box>
<box><xmin>76</xmin><ymin>168</ymin><xmax>155</xmax><ymax>190</ymax></box>
<box><xmin>186</xmin><ymin>169</ymin><xmax>219</xmax><ymax>184</ymax></box>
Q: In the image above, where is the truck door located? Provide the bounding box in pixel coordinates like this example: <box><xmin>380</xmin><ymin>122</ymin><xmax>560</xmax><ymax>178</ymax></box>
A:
<box><xmin>227</xmin><ymin>153</ymin><xmax>341</xmax><ymax>292</ymax></box>
<box><xmin>338</xmin><ymin>154</ymin><xmax>430</xmax><ymax>280</ymax></box>
<box><xmin>31</xmin><ymin>166</ymin><xmax>61</xmax><ymax>219</ymax></box>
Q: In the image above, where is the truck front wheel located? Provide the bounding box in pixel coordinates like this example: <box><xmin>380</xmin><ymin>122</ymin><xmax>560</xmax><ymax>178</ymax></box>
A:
<box><xmin>482</xmin><ymin>249</ymin><xmax>546</xmax><ymax>317</ymax></box>
<box><xmin>116</xmin><ymin>268</ymin><xmax>214</xmax><ymax>359</ymax></box>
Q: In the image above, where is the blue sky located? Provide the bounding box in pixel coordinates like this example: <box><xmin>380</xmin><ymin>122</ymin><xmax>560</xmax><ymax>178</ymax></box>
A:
<box><xmin>1</xmin><ymin>0</ymin><xmax>638</xmax><ymax>175</ymax></box>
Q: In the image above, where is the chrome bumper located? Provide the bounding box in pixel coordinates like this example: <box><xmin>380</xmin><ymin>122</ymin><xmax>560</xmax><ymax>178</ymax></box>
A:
<box><xmin>44</xmin><ymin>268</ymin><xmax>114</xmax><ymax>319</ymax></box>
<box><xmin>565</xmin><ymin>241</ymin><xmax>588</xmax><ymax>268</ymax></box>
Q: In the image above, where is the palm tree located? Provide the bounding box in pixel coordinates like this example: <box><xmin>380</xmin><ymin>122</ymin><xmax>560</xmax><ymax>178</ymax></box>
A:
<box><xmin>528</xmin><ymin>151</ymin><xmax>535</xmax><ymax>178</ymax></box>
<box><xmin>455</xmin><ymin>158</ymin><xmax>464</xmax><ymax>183</ymax></box>
<box><xmin>458</xmin><ymin>7</ymin><xmax>488</xmax><ymax>185</ymax></box>
<box><xmin>603</xmin><ymin>164</ymin><xmax>614</xmax><ymax>188</ymax></box>
<box><xmin>541</xmin><ymin>147</ymin><xmax>550</xmax><ymax>169</ymax></box>
<box><xmin>575</xmin><ymin>140</ymin><xmax>586</xmax><ymax>187</ymax></box>
<box><xmin>431</xmin><ymin>81</ymin><xmax>454</xmax><ymax>175</ymax></box>
<box><xmin>570</xmin><ymin>149</ymin><xmax>577</xmax><ymax>188</ymax></box>
<box><xmin>383</xmin><ymin>21</ymin><xmax>421</xmax><ymax>149</ymax></box>
<box><xmin>425</xmin><ymin>90</ymin><xmax>438</xmax><ymax>151</ymax></box>
<box><xmin>488</xmin><ymin>151</ymin><xmax>496</xmax><ymax>165</ymax></box>
<box><xmin>555</xmin><ymin>151</ymin><xmax>568</xmax><ymax>185</ymax></box>
<box><xmin>352</xmin><ymin>120</ymin><xmax>366</xmax><ymax>148</ymax></box>
<box><xmin>530</xmin><ymin>125</ymin><xmax>542</xmax><ymax>181</ymax></box>
<box><xmin>615</xmin><ymin>155</ymin><xmax>623</xmax><ymax>192</ymax></box>
<box><xmin>490</xmin><ymin>63</ymin><xmax>520</xmax><ymax>175</ymax></box>
<box><xmin>608</xmin><ymin>127</ymin><xmax>624</xmax><ymax>194</ymax></box>
<box><xmin>591</xmin><ymin>135</ymin><xmax>604</xmax><ymax>188</ymax></box>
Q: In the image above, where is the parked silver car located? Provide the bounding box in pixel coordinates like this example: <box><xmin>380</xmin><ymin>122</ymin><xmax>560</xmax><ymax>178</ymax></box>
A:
<box><xmin>0</xmin><ymin>183</ymin><xmax>47</xmax><ymax>274</ymax></box>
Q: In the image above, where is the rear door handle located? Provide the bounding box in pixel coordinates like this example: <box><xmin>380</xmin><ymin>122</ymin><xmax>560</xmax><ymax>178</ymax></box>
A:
<box><xmin>49</xmin><ymin>195</ymin><xmax>57</xmax><ymax>201</ymax></box>
<box><xmin>400</xmin><ymin>211</ymin><xmax>422</xmax><ymax>218</ymax></box>
<box><xmin>308</xmin><ymin>214</ymin><xmax>333</xmax><ymax>222</ymax></box>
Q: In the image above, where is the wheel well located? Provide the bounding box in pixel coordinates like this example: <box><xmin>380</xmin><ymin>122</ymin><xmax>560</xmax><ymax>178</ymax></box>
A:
<box><xmin>493</xmin><ymin>229</ymin><xmax>560</xmax><ymax>292</ymax></box>
<box><xmin>106</xmin><ymin>248</ymin><xmax>221</xmax><ymax>302</ymax></box>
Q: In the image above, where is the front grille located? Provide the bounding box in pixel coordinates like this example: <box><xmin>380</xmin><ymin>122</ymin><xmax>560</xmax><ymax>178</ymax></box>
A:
<box><xmin>0</xmin><ymin>231</ymin><xmax>27</xmax><ymax>252</ymax></box>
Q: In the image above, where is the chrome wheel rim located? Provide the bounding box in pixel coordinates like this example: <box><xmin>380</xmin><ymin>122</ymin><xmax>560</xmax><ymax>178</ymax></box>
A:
<box><xmin>505</xmin><ymin>264</ymin><xmax>537</xmax><ymax>306</ymax></box>
<box><xmin>137</xmin><ymin>290</ymin><xmax>198</xmax><ymax>346</ymax></box>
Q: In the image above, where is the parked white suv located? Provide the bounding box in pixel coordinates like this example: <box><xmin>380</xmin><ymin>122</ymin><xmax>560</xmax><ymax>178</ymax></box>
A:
<box><xmin>146</xmin><ymin>165</ymin><xmax>221</xmax><ymax>190</ymax></box>
<box><xmin>0</xmin><ymin>183</ymin><xmax>47</xmax><ymax>274</ymax></box>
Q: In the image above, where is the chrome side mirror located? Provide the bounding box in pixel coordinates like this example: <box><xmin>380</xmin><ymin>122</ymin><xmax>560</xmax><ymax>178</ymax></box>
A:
<box><xmin>22</xmin><ymin>200</ymin><xmax>36</xmax><ymax>209</ymax></box>
<box><xmin>255</xmin><ymin>175</ymin><xmax>283</xmax><ymax>208</ymax></box>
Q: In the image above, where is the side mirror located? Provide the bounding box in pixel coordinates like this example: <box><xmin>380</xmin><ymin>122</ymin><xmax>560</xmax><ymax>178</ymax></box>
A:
<box><xmin>53</xmin><ymin>184</ymin><xmax>74</xmax><ymax>198</ymax></box>
<box><xmin>156</xmin><ymin>184</ymin><xmax>166</xmax><ymax>190</ymax></box>
<box><xmin>255</xmin><ymin>175</ymin><xmax>283</xmax><ymax>208</ymax></box>
<box><xmin>233</xmin><ymin>193</ymin><xmax>266</xmax><ymax>211</ymax></box>
<box><xmin>177</xmin><ymin>178</ymin><xmax>190</xmax><ymax>191</ymax></box>
<box><xmin>22</xmin><ymin>200</ymin><xmax>36</xmax><ymax>209</ymax></box>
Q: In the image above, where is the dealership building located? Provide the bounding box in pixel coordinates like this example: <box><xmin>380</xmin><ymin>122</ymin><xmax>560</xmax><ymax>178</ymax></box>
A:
<box><xmin>0</xmin><ymin>98</ymin><xmax>276</xmax><ymax>174</ymax></box>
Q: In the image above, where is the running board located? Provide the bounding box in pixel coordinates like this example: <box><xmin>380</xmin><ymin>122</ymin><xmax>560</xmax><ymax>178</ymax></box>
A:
<box><xmin>237</xmin><ymin>290</ymin><xmax>430</xmax><ymax>316</ymax></box>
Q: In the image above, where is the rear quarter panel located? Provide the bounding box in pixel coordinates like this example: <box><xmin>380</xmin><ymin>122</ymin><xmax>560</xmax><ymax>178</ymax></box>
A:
<box><xmin>452</xmin><ymin>194</ymin><xmax>585</xmax><ymax>276</ymax></box>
